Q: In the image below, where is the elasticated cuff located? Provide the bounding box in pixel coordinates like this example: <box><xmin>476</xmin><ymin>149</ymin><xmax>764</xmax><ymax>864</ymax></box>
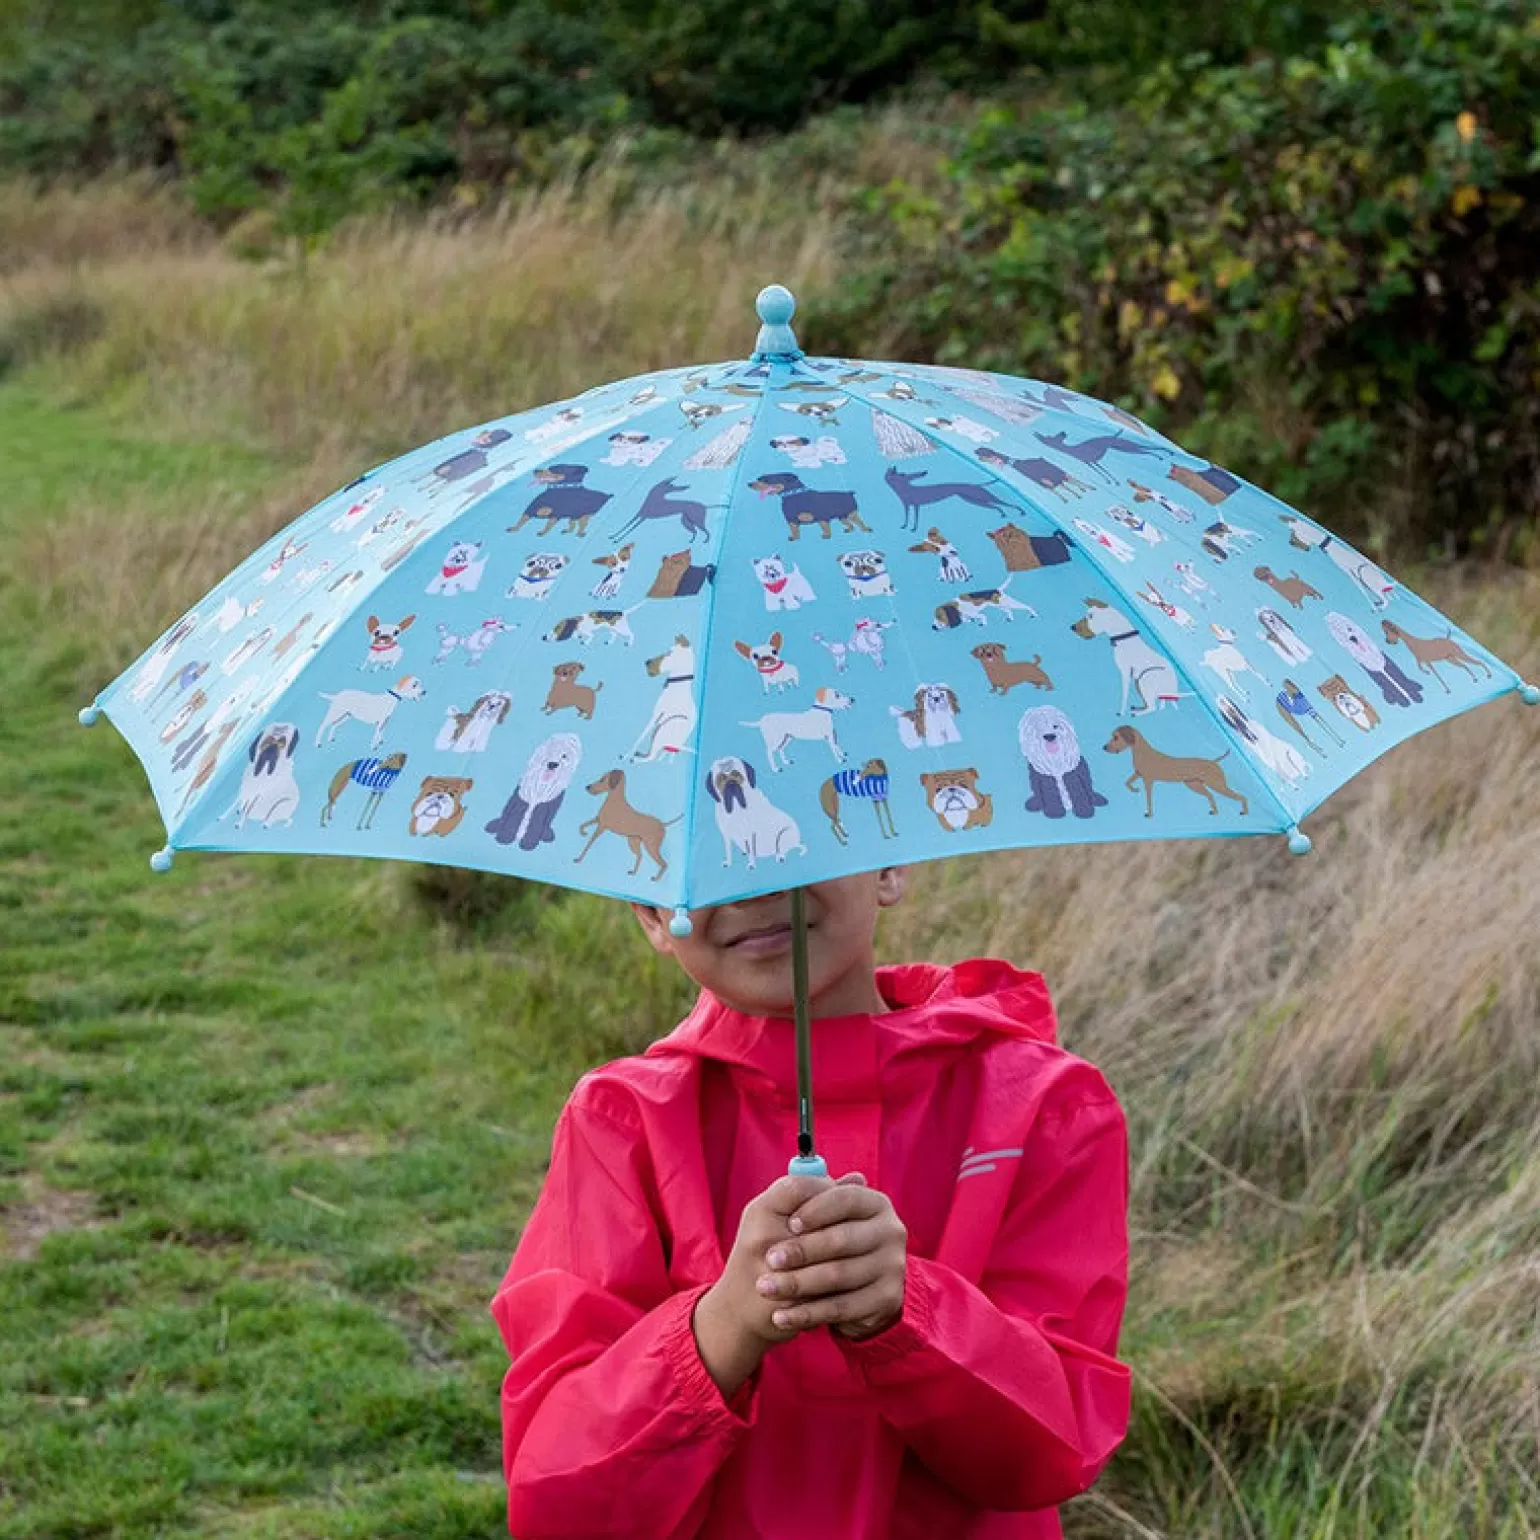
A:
<box><xmin>834</xmin><ymin>1254</ymin><xmax>938</xmax><ymax>1371</ymax></box>
<box><xmin>660</xmin><ymin>1284</ymin><xmax>760</xmax><ymax>1432</ymax></box>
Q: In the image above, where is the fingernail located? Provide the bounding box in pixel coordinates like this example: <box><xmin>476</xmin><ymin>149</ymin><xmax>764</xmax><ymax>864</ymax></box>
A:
<box><xmin>767</xmin><ymin>1248</ymin><xmax>787</xmax><ymax>1268</ymax></box>
<box><xmin>789</xmin><ymin>1218</ymin><xmax>804</xmax><ymax>1235</ymax></box>
<box><xmin>772</xmin><ymin>1310</ymin><xmax>792</xmax><ymax>1329</ymax></box>
<box><xmin>757</xmin><ymin>1276</ymin><xmax>778</xmax><ymax>1297</ymax></box>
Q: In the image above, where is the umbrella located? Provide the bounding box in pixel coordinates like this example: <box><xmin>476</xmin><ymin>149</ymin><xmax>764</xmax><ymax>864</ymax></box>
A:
<box><xmin>80</xmin><ymin>285</ymin><xmax>1540</xmax><ymax>1178</ymax></box>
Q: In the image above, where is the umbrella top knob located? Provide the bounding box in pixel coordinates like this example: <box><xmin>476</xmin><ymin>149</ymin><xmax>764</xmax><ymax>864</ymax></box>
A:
<box><xmin>753</xmin><ymin>285</ymin><xmax>803</xmax><ymax>361</ymax></box>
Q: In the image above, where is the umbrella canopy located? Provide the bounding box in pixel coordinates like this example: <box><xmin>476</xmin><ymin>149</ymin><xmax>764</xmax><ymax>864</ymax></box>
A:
<box><xmin>84</xmin><ymin>285</ymin><xmax>1537</xmax><ymax>917</ymax></box>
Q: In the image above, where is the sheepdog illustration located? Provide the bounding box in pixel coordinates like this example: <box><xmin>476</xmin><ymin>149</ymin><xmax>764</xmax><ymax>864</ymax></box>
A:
<box><xmin>1326</xmin><ymin>611</ymin><xmax>1424</xmax><ymax>707</ymax></box>
<box><xmin>484</xmin><ymin>733</ymin><xmax>583</xmax><ymax>850</ymax></box>
<box><xmin>1019</xmin><ymin>706</ymin><xmax>1107</xmax><ymax>819</ymax></box>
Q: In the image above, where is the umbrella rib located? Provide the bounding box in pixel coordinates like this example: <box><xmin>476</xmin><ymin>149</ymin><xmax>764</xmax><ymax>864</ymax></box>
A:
<box><xmin>837</xmin><ymin>371</ymin><xmax>1304</xmax><ymax>839</ymax></box>
<box><xmin>674</xmin><ymin>363</ymin><xmax>772</xmax><ymax>915</ymax></box>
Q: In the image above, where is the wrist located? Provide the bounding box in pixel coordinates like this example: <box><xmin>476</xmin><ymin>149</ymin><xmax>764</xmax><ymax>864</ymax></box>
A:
<box><xmin>693</xmin><ymin>1282</ymin><xmax>768</xmax><ymax>1400</ymax></box>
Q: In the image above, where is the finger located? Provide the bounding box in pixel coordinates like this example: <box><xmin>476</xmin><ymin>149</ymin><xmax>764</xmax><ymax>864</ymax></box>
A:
<box><xmin>835</xmin><ymin>1172</ymin><xmax>868</xmax><ymax>1187</ymax></box>
<box><xmin>760</xmin><ymin>1174</ymin><xmax>834</xmax><ymax>1218</ymax></box>
<box><xmin>765</xmin><ymin>1217</ymin><xmax>886</xmax><ymax>1272</ymax></box>
<box><xmin>791</xmin><ymin>1183</ymin><xmax>885</xmax><ymax>1235</ymax></box>
<box><xmin>757</xmin><ymin>1251</ymin><xmax>884</xmax><ymax>1301</ymax></box>
<box><xmin>771</xmin><ymin>1280</ymin><xmax>897</xmax><ymax>1333</ymax></box>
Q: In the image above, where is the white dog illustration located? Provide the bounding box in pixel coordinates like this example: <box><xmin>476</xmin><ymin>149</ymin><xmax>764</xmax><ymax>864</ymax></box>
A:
<box><xmin>129</xmin><ymin>615</ymin><xmax>199</xmax><ymax>702</ymax></box>
<box><xmin>603</xmin><ymin>430</ymin><xmax>672</xmax><ymax>467</ymax></box>
<box><xmin>1071</xmin><ymin>520</ymin><xmax>1136</xmax><ymax>563</ymax></box>
<box><xmin>890</xmin><ymin>684</ymin><xmax>962</xmax><ymax>749</ymax></box>
<box><xmin>1217</xmin><ymin>697</ymin><xmax>1311</xmax><ymax>787</ymax></box>
<box><xmin>507</xmin><ymin>552</ymin><xmax>568</xmax><ymax>602</ymax></box>
<box><xmin>316</xmin><ymin>676</ymin><xmax>426</xmax><ymax>749</ymax></box>
<box><xmin>1072</xmin><ymin>599</ymin><xmax>1187</xmax><ymax>715</ymax></box>
<box><xmin>1282</xmin><ymin>517</ymin><xmax>1395</xmax><ymax>609</ymax></box>
<box><xmin>1201</xmin><ymin>624</ymin><xmax>1268</xmax><ymax>700</ymax></box>
<box><xmin>433</xmin><ymin>617</ymin><xmax>512</xmax><ymax>666</ymax></box>
<box><xmin>838</xmin><ymin>549</ymin><xmax>894</xmax><ymax>599</ymax></box>
<box><xmin>630</xmin><ymin>637</ymin><xmax>697</xmax><ymax>762</ymax></box>
<box><xmin>923</xmin><ymin>414</ymin><xmax>997</xmax><ymax>444</ymax></box>
<box><xmin>225</xmin><ymin>722</ymin><xmax>301</xmax><ymax>829</ymax></box>
<box><xmin>741</xmin><ymin>687</ymin><xmax>854</xmax><ymax>770</ymax></box>
<box><xmin>706</xmin><ymin>757</ymin><xmax>806</xmax><ymax>870</ymax></box>
<box><xmin>427</xmin><ymin>540</ymin><xmax>487</xmax><ymax>596</ymax></box>
<box><xmin>435</xmin><ymin>690</ymin><xmax>513</xmax><ymax>754</ymax></box>
<box><xmin>769</xmin><ymin>434</ymin><xmax>846</xmax><ymax>469</ymax></box>
<box><xmin>753</xmin><ymin>555</ymin><xmax>817</xmax><ymax>612</ymax></box>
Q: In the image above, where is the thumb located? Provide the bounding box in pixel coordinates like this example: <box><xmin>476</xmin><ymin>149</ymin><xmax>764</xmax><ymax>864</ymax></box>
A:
<box><xmin>836</xmin><ymin>1172</ymin><xmax>868</xmax><ymax>1187</ymax></box>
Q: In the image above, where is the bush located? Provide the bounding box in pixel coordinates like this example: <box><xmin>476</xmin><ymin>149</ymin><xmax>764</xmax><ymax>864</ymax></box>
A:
<box><xmin>819</xmin><ymin>0</ymin><xmax>1540</xmax><ymax>559</ymax></box>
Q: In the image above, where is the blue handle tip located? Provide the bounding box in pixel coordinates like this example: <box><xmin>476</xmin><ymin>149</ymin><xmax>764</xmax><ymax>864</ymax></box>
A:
<box><xmin>787</xmin><ymin>1154</ymin><xmax>828</xmax><ymax>1179</ymax></box>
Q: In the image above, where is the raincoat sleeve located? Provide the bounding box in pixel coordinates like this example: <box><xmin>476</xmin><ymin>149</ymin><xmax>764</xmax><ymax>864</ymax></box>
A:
<box><xmin>490</xmin><ymin>1083</ymin><xmax>752</xmax><ymax>1539</ymax></box>
<box><xmin>836</xmin><ymin>1079</ymin><xmax>1131</xmax><ymax>1512</ymax></box>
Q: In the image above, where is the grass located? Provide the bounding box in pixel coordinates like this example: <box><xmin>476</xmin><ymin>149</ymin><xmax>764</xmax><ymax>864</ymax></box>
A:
<box><xmin>2</xmin><ymin>174</ymin><xmax>1540</xmax><ymax>1535</ymax></box>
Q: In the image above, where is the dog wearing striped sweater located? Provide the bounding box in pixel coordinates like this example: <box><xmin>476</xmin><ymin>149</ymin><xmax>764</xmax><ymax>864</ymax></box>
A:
<box><xmin>322</xmin><ymin>751</ymin><xmax>408</xmax><ymax>830</ymax></box>
<box><xmin>819</xmin><ymin>758</ymin><xmax>897</xmax><ymax>844</ymax></box>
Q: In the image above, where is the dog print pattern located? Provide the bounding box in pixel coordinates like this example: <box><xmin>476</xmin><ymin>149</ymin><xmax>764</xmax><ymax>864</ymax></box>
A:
<box><xmin>95</xmin><ymin>346</ymin><xmax>1523</xmax><ymax>910</ymax></box>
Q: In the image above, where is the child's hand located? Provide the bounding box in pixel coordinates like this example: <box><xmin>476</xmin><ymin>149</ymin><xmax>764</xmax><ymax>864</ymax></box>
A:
<box><xmin>757</xmin><ymin>1172</ymin><xmax>907</xmax><ymax>1341</ymax></box>
<box><xmin>693</xmin><ymin>1173</ymin><xmax>834</xmax><ymax>1397</ymax></box>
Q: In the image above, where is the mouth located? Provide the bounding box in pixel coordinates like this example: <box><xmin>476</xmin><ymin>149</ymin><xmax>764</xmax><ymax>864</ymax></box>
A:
<box><xmin>723</xmin><ymin>922</ymin><xmax>796</xmax><ymax>957</ymax></box>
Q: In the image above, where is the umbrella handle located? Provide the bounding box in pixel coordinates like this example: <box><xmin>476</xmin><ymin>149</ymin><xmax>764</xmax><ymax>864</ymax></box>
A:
<box><xmin>787</xmin><ymin>1153</ymin><xmax>828</xmax><ymax>1178</ymax></box>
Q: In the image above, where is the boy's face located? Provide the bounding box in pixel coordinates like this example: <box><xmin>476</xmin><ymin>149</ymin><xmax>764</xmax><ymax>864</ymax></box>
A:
<box><xmin>631</xmin><ymin>868</ymin><xmax>908</xmax><ymax>1019</ymax></box>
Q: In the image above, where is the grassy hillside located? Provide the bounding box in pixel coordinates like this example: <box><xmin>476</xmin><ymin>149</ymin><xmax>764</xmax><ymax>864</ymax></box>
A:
<box><xmin>2</xmin><ymin>182</ymin><xmax>1539</xmax><ymax>1536</ymax></box>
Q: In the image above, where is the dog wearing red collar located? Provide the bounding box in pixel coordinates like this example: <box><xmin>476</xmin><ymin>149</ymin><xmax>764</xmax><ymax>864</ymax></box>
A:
<box><xmin>733</xmin><ymin>632</ymin><xmax>800</xmax><ymax>694</ymax></box>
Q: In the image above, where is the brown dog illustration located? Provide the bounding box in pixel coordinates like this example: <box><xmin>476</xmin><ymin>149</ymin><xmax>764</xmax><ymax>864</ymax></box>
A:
<box><xmin>1381</xmin><ymin>620</ymin><xmax>1492</xmax><ymax>694</ymax></box>
<box><xmin>1253</xmin><ymin>566</ymin><xmax>1322</xmax><ymax>609</ymax></box>
<box><xmin>986</xmin><ymin>523</ymin><xmax>1074</xmax><ymax>572</ymax></box>
<box><xmin>1104</xmin><ymin>726</ymin><xmax>1248</xmax><ymax>819</ymax></box>
<box><xmin>971</xmin><ymin>642</ymin><xmax>1053</xmax><ymax>696</ymax></box>
<box><xmin>408</xmin><ymin>776</ymin><xmax>473</xmax><ymax>837</ymax></box>
<box><xmin>574</xmin><ymin>769</ymin><xmax>677</xmax><ymax>879</ymax></box>
<box><xmin>648</xmin><ymin>549</ymin><xmax>717</xmax><ymax>599</ymax></box>
<box><xmin>544</xmin><ymin>661</ymin><xmax>602</xmax><ymax>719</ymax></box>
<box><xmin>1318</xmin><ymin>674</ymin><xmax>1379</xmax><ymax>731</ymax></box>
<box><xmin>920</xmin><ymin>768</ymin><xmax>994</xmax><ymax>832</ymax></box>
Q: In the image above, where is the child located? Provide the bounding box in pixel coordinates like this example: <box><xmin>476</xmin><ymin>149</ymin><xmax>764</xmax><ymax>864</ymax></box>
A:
<box><xmin>491</xmin><ymin>868</ymin><xmax>1130</xmax><ymax>1538</ymax></box>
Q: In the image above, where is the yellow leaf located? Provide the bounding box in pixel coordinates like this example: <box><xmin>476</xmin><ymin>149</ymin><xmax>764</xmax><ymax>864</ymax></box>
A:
<box><xmin>1452</xmin><ymin>184</ymin><xmax>1483</xmax><ymax>217</ymax></box>
<box><xmin>1151</xmin><ymin>363</ymin><xmax>1182</xmax><ymax>401</ymax></box>
<box><xmin>1456</xmin><ymin>111</ymin><xmax>1478</xmax><ymax>144</ymax></box>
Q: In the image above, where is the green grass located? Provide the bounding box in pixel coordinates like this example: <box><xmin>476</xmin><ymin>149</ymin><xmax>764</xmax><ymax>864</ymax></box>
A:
<box><xmin>0</xmin><ymin>387</ymin><xmax>699</xmax><ymax>1536</ymax></box>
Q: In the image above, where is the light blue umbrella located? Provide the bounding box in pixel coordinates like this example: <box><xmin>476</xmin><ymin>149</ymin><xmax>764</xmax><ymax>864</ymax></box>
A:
<box><xmin>80</xmin><ymin>285</ymin><xmax>1539</xmax><ymax>1174</ymax></box>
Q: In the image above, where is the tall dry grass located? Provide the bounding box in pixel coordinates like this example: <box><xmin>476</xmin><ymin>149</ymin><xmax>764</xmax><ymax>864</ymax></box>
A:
<box><xmin>6</xmin><ymin>168</ymin><xmax>1540</xmax><ymax>1529</ymax></box>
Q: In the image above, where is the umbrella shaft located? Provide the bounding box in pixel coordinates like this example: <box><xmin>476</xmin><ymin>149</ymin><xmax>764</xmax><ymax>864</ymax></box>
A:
<box><xmin>791</xmin><ymin>886</ymin><xmax>814</xmax><ymax>1158</ymax></box>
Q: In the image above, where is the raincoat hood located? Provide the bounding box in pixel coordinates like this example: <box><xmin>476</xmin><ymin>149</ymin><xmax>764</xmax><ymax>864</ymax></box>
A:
<box><xmin>645</xmin><ymin>959</ymin><xmax>1059</xmax><ymax>1095</ymax></box>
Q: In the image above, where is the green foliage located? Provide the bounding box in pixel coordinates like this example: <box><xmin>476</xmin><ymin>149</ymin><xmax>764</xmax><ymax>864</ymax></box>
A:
<box><xmin>821</xmin><ymin>0</ymin><xmax>1540</xmax><ymax>556</ymax></box>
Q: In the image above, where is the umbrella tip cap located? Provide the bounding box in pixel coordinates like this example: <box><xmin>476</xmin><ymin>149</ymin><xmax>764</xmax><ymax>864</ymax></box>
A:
<box><xmin>752</xmin><ymin>286</ymin><xmax>802</xmax><ymax>360</ymax></box>
<box><xmin>150</xmin><ymin>846</ymin><xmax>174</xmax><ymax>873</ymax></box>
<box><xmin>669</xmin><ymin>908</ymin><xmax>693</xmax><ymax>938</ymax></box>
<box><xmin>1286</xmin><ymin>828</ymin><xmax>1312</xmax><ymax>856</ymax></box>
<box><xmin>1519</xmin><ymin>681</ymin><xmax>1540</xmax><ymax>706</ymax></box>
<box><xmin>756</xmin><ymin>285</ymin><xmax>795</xmax><ymax>325</ymax></box>
<box><xmin>78</xmin><ymin>704</ymin><xmax>101</xmax><ymax>726</ymax></box>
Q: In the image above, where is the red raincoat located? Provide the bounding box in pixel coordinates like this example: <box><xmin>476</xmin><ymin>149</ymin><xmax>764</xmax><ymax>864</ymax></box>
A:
<box><xmin>492</xmin><ymin>960</ymin><xmax>1131</xmax><ymax>1538</ymax></box>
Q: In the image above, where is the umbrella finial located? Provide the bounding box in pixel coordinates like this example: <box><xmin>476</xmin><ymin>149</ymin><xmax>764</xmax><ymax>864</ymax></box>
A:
<box><xmin>1520</xmin><ymin>681</ymin><xmax>1540</xmax><ymax>706</ymax></box>
<box><xmin>669</xmin><ymin>908</ymin><xmax>693</xmax><ymax>938</ymax></box>
<box><xmin>753</xmin><ymin>285</ymin><xmax>803</xmax><ymax>361</ymax></box>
